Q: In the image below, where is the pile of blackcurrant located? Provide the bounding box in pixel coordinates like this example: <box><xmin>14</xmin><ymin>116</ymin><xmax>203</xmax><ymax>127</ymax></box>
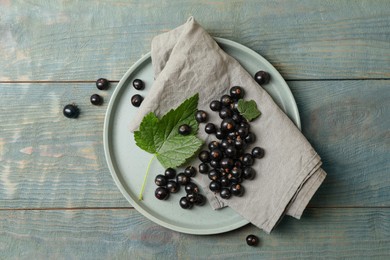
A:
<box><xmin>196</xmin><ymin>86</ymin><xmax>265</xmax><ymax>200</ymax></box>
<box><xmin>154</xmin><ymin>166</ymin><xmax>206</xmax><ymax>209</ymax></box>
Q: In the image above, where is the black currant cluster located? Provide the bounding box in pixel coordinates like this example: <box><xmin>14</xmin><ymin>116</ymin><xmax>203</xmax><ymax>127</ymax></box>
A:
<box><xmin>195</xmin><ymin>86</ymin><xmax>265</xmax><ymax>200</ymax></box>
<box><xmin>154</xmin><ymin>166</ymin><xmax>206</xmax><ymax>209</ymax></box>
<box><xmin>63</xmin><ymin>78</ymin><xmax>108</xmax><ymax>119</ymax></box>
<box><xmin>131</xmin><ymin>79</ymin><xmax>145</xmax><ymax>107</ymax></box>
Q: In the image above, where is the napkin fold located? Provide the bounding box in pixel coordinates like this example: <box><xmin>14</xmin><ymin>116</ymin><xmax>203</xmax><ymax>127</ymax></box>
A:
<box><xmin>129</xmin><ymin>17</ymin><xmax>326</xmax><ymax>233</ymax></box>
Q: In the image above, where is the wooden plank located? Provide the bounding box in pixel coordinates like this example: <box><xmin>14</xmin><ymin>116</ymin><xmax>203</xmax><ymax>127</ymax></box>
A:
<box><xmin>289</xmin><ymin>80</ymin><xmax>390</xmax><ymax>207</ymax></box>
<box><xmin>0</xmin><ymin>80</ymin><xmax>388</xmax><ymax>208</ymax></box>
<box><xmin>0</xmin><ymin>83</ymin><xmax>129</xmax><ymax>209</ymax></box>
<box><xmin>0</xmin><ymin>0</ymin><xmax>389</xmax><ymax>81</ymax></box>
<box><xmin>0</xmin><ymin>208</ymin><xmax>389</xmax><ymax>259</ymax></box>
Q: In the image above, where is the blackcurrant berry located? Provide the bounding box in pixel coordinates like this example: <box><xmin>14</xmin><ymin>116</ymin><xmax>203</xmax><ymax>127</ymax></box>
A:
<box><xmin>195</xmin><ymin>110</ymin><xmax>208</xmax><ymax>123</ymax></box>
<box><xmin>199</xmin><ymin>163</ymin><xmax>209</xmax><ymax>174</ymax></box>
<box><xmin>209</xmin><ymin>160</ymin><xmax>220</xmax><ymax>169</ymax></box>
<box><xmin>155</xmin><ymin>187</ymin><xmax>169</xmax><ymax>200</ymax></box>
<box><xmin>198</xmin><ymin>150</ymin><xmax>210</xmax><ymax>163</ymax></box>
<box><xmin>154</xmin><ymin>174</ymin><xmax>167</xmax><ymax>186</ymax></box>
<box><xmin>245</xmin><ymin>132</ymin><xmax>256</xmax><ymax>144</ymax></box>
<box><xmin>237</xmin><ymin>127</ymin><xmax>249</xmax><ymax>138</ymax></box>
<box><xmin>166</xmin><ymin>181</ymin><xmax>180</xmax><ymax>193</ymax></box>
<box><xmin>185</xmin><ymin>182</ymin><xmax>199</xmax><ymax>194</ymax></box>
<box><xmin>224</xmin><ymin>145</ymin><xmax>237</xmax><ymax>157</ymax></box>
<box><xmin>242</xmin><ymin>153</ymin><xmax>254</xmax><ymax>166</ymax></box>
<box><xmin>220</xmin><ymin>188</ymin><xmax>231</xmax><ymax>199</ymax></box>
<box><xmin>186</xmin><ymin>193</ymin><xmax>198</xmax><ymax>203</ymax></box>
<box><xmin>133</xmin><ymin>79</ymin><xmax>144</xmax><ymax>90</ymax></box>
<box><xmin>230</xmin><ymin>183</ymin><xmax>245</xmax><ymax>196</ymax></box>
<box><xmin>179</xmin><ymin>197</ymin><xmax>193</xmax><ymax>209</ymax></box>
<box><xmin>231</xmin><ymin>167</ymin><xmax>242</xmax><ymax>178</ymax></box>
<box><xmin>210</xmin><ymin>149</ymin><xmax>223</xmax><ymax>161</ymax></box>
<box><xmin>221</xmin><ymin>118</ymin><xmax>236</xmax><ymax>133</ymax></box>
<box><xmin>208</xmin><ymin>141</ymin><xmax>220</xmax><ymax>150</ymax></box>
<box><xmin>220</xmin><ymin>95</ymin><xmax>233</xmax><ymax>107</ymax></box>
<box><xmin>242</xmin><ymin>167</ymin><xmax>256</xmax><ymax>180</ymax></box>
<box><xmin>215</xmin><ymin>129</ymin><xmax>226</xmax><ymax>140</ymax></box>
<box><xmin>90</xmin><ymin>94</ymin><xmax>103</xmax><ymax>106</ymax></box>
<box><xmin>219</xmin><ymin>107</ymin><xmax>233</xmax><ymax>119</ymax></box>
<box><xmin>63</xmin><ymin>104</ymin><xmax>80</xmax><ymax>119</ymax></box>
<box><xmin>254</xmin><ymin>70</ymin><xmax>270</xmax><ymax>85</ymax></box>
<box><xmin>230</xmin><ymin>86</ymin><xmax>245</xmax><ymax>100</ymax></box>
<box><xmin>131</xmin><ymin>94</ymin><xmax>143</xmax><ymax>107</ymax></box>
<box><xmin>210</xmin><ymin>100</ymin><xmax>222</xmax><ymax>111</ymax></box>
<box><xmin>252</xmin><ymin>147</ymin><xmax>265</xmax><ymax>159</ymax></box>
<box><xmin>208</xmin><ymin>169</ymin><xmax>221</xmax><ymax>181</ymax></box>
<box><xmin>205</xmin><ymin>123</ymin><xmax>216</xmax><ymax>134</ymax></box>
<box><xmin>164</xmin><ymin>168</ymin><xmax>176</xmax><ymax>179</ymax></box>
<box><xmin>96</xmin><ymin>78</ymin><xmax>109</xmax><ymax>90</ymax></box>
<box><xmin>220</xmin><ymin>158</ymin><xmax>234</xmax><ymax>169</ymax></box>
<box><xmin>246</xmin><ymin>234</ymin><xmax>259</xmax><ymax>246</ymax></box>
<box><xmin>184</xmin><ymin>166</ymin><xmax>196</xmax><ymax>177</ymax></box>
<box><xmin>194</xmin><ymin>193</ymin><xmax>206</xmax><ymax>206</ymax></box>
<box><xmin>209</xmin><ymin>181</ymin><xmax>222</xmax><ymax>192</ymax></box>
<box><xmin>178</xmin><ymin>124</ymin><xmax>191</xmax><ymax>135</ymax></box>
<box><xmin>220</xmin><ymin>176</ymin><xmax>230</xmax><ymax>187</ymax></box>
<box><xmin>176</xmin><ymin>173</ymin><xmax>190</xmax><ymax>186</ymax></box>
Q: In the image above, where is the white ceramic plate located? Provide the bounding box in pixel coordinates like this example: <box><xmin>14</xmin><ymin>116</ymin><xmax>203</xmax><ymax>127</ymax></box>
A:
<box><xmin>104</xmin><ymin>38</ymin><xmax>300</xmax><ymax>235</ymax></box>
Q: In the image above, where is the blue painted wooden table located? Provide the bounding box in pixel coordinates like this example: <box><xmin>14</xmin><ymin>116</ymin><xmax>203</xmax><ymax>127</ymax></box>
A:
<box><xmin>1</xmin><ymin>1</ymin><xmax>389</xmax><ymax>259</ymax></box>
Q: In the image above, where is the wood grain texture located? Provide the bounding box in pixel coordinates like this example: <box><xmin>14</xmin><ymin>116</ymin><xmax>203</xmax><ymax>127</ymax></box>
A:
<box><xmin>1</xmin><ymin>0</ymin><xmax>389</xmax><ymax>81</ymax></box>
<box><xmin>0</xmin><ymin>80</ymin><xmax>388</xmax><ymax>209</ymax></box>
<box><xmin>289</xmin><ymin>80</ymin><xmax>390</xmax><ymax>207</ymax></box>
<box><xmin>0</xmin><ymin>208</ymin><xmax>389</xmax><ymax>259</ymax></box>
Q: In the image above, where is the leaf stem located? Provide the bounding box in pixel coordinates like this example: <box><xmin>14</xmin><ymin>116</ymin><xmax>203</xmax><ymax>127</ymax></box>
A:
<box><xmin>138</xmin><ymin>155</ymin><xmax>156</xmax><ymax>201</ymax></box>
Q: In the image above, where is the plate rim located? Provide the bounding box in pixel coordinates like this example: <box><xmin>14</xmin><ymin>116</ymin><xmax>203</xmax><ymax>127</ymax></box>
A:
<box><xmin>103</xmin><ymin>37</ymin><xmax>300</xmax><ymax>235</ymax></box>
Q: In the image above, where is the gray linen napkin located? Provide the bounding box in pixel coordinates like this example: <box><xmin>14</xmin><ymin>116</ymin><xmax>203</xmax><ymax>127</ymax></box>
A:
<box><xmin>129</xmin><ymin>17</ymin><xmax>326</xmax><ymax>233</ymax></box>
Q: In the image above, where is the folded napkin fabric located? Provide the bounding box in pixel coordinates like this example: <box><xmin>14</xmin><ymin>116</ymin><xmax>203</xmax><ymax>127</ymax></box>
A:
<box><xmin>129</xmin><ymin>17</ymin><xmax>326</xmax><ymax>233</ymax></box>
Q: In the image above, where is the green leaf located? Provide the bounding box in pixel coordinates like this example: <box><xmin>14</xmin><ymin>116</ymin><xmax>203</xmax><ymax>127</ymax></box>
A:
<box><xmin>134</xmin><ymin>94</ymin><xmax>203</xmax><ymax>168</ymax></box>
<box><xmin>237</xmin><ymin>99</ymin><xmax>261</xmax><ymax>121</ymax></box>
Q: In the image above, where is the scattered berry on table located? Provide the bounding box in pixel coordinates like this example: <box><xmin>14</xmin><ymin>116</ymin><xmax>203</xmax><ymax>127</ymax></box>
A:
<box><xmin>132</xmin><ymin>79</ymin><xmax>144</xmax><ymax>90</ymax></box>
<box><xmin>246</xmin><ymin>234</ymin><xmax>259</xmax><ymax>246</ymax></box>
<box><xmin>131</xmin><ymin>94</ymin><xmax>143</xmax><ymax>107</ymax></box>
<box><xmin>90</xmin><ymin>94</ymin><xmax>103</xmax><ymax>106</ymax></box>
<box><xmin>63</xmin><ymin>104</ymin><xmax>80</xmax><ymax>119</ymax></box>
<box><xmin>96</xmin><ymin>78</ymin><xmax>110</xmax><ymax>90</ymax></box>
